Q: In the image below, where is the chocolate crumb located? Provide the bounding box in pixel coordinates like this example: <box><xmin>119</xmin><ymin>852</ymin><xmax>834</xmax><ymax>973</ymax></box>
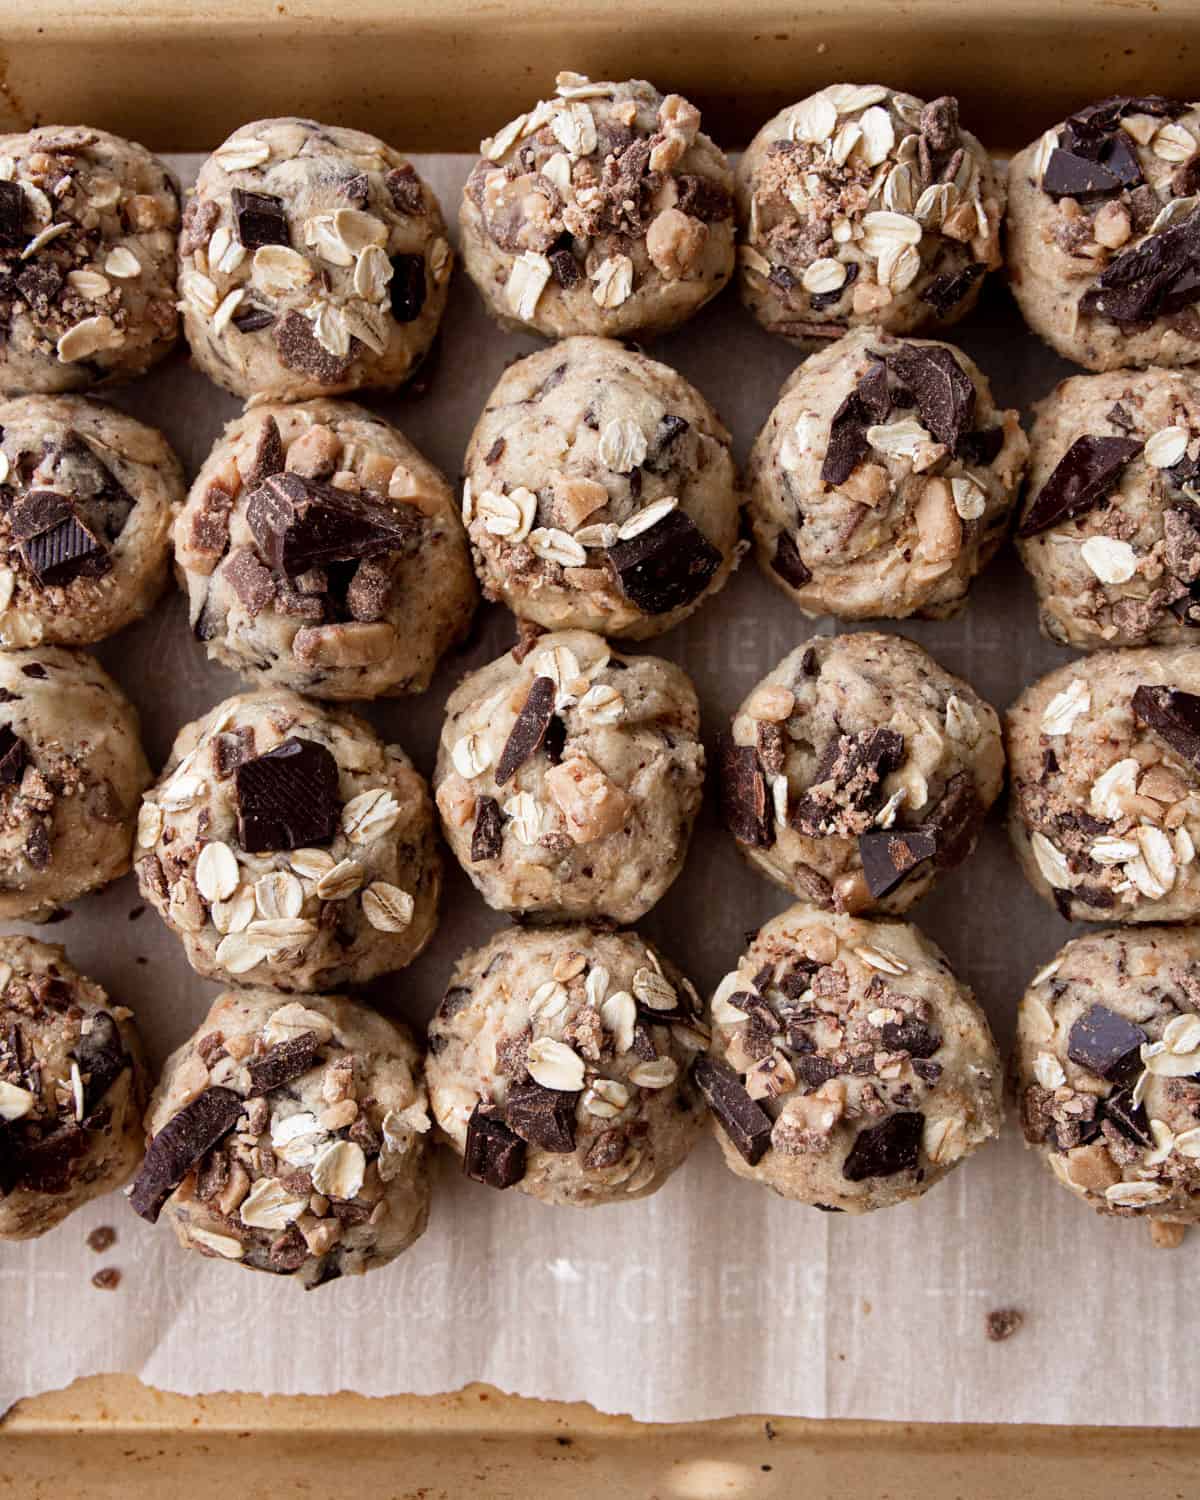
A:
<box><xmin>985</xmin><ymin>1307</ymin><xmax>1023</xmax><ymax>1342</ymax></box>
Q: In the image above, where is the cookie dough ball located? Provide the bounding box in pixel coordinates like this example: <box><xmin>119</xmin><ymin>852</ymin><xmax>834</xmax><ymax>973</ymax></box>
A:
<box><xmin>435</xmin><ymin>630</ymin><xmax>704</xmax><ymax>924</ymax></box>
<box><xmin>0</xmin><ymin>126</ymin><xmax>179</xmax><ymax>394</ymax></box>
<box><xmin>179</xmin><ymin>118</ymin><xmax>452</xmax><ymax>402</ymax></box>
<box><xmin>1007</xmin><ymin>96</ymin><xmax>1200</xmax><ymax>370</ymax></box>
<box><xmin>722</xmin><ymin>633</ymin><xmax>1003</xmax><ymax>914</ymax></box>
<box><xmin>175</xmin><ymin>400</ymin><xmax>476</xmax><ymax>700</ymax></box>
<box><xmin>427</xmin><ymin>926</ymin><xmax>706</xmax><ymax>1206</ymax></box>
<box><xmin>460</xmin><ymin>73</ymin><xmax>734</xmax><ymax>340</ymax></box>
<box><xmin>0</xmin><ymin>648</ymin><xmax>149</xmax><ymax>920</ymax></box>
<box><xmin>747</xmin><ymin>328</ymin><xmax>1028</xmax><ymax>620</ymax></box>
<box><xmin>131</xmin><ymin>988</ymin><xmax>430</xmax><ymax>1286</ymax></box>
<box><xmin>1015</xmin><ymin>926</ymin><xmax>1200</xmax><ymax>1228</ymax></box>
<box><xmin>700</xmin><ymin>906</ymin><xmax>1001</xmax><ymax>1212</ymax></box>
<box><xmin>736</xmin><ymin>86</ymin><xmax>1003</xmax><ymax>347</ymax></box>
<box><xmin>0</xmin><ymin>395</ymin><xmax>182</xmax><ymax>647</ymax></box>
<box><xmin>1016</xmin><ymin>369</ymin><xmax>1200</xmax><ymax>647</ymax></box>
<box><xmin>135</xmin><ymin>690</ymin><xmax>440</xmax><ymax>991</ymax></box>
<box><xmin>1006</xmin><ymin>647</ymin><xmax>1200</xmax><ymax>922</ymax></box>
<box><xmin>463</xmin><ymin>337</ymin><xmax>740</xmax><ymax>639</ymax></box>
<box><xmin>0</xmin><ymin>936</ymin><xmax>146</xmax><ymax>1240</ymax></box>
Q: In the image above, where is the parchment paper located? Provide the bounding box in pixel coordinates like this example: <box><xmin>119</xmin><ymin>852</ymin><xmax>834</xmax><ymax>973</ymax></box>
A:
<box><xmin>1</xmin><ymin>156</ymin><xmax>1191</xmax><ymax>1427</ymax></box>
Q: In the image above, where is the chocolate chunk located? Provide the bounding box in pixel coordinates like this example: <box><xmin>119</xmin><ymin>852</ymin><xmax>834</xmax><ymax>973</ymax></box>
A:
<box><xmin>274</xmin><ymin>309</ymin><xmax>352</xmax><ymax>385</ymax></box>
<box><xmin>856</xmin><ymin>359</ymin><xmax>892</xmax><ymax>424</ymax></box>
<box><xmin>880</xmin><ymin>1019</ymin><xmax>941</xmax><ymax>1058</ymax></box>
<box><xmin>386</xmin><ymin>165</ymin><xmax>425</xmax><ymax>216</ymax></box>
<box><xmin>643</xmin><ymin>414</ymin><xmax>690</xmax><ymax>474</ymax></box>
<box><xmin>505</xmin><ymin>1081</ymin><xmax>578</xmax><ymax>1153</ymax></box>
<box><xmin>792</xmin><ymin>728</ymin><xmax>905</xmax><ymax>836</ymax></box>
<box><xmin>389</xmin><ymin>254</ymin><xmax>427</xmax><ymax>322</ymax></box>
<box><xmin>793</xmin><ymin>1054</ymin><xmax>838</xmax><ymax>1088</ymax></box>
<box><xmin>0</xmin><ymin>724</ymin><xmax>27</xmax><ymax>786</ymax></box>
<box><xmin>12</xmin><ymin>490</ymin><xmax>110</xmax><ymax>586</ymax></box>
<box><xmin>673</xmin><ymin>174</ymin><xmax>734</xmax><ymax>223</ymax></box>
<box><xmin>16</xmin><ymin>1126</ymin><xmax>90</xmax><ymax>1194</ymax></box>
<box><xmin>1099</xmin><ymin>132</ymin><xmax>1144</xmax><ymax>189</ymax></box>
<box><xmin>464</xmin><ymin>1103</ymin><xmax>526</xmax><ymax>1189</ymax></box>
<box><xmin>246</xmin><ymin>471</ymin><xmax>417</xmax><ymax>577</ymax></box>
<box><xmin>247</xmin><ymin>1031</ymin><xmax>322</xmax><ymax>1094</ymax></box>
<box><xmin>548</xmin><ymin>246</ymin><xmax>580</xmax><ymax>288</ymax></box>
<box><xmin>1066</xmin><ymin>1003</ymin><xmax>1146</xmax><ymax>1080</ymax></box>
<box><xmin>244</xmin><ymin>415</ymin><xmax>286</xmax><ymax>488</ymax></box>
<box><xmin>129</xmin><ymin>1086</ymin><xmax>243</xmax><ymax>1222</ymax></box>
<box><xmin>1041</xmin><ymin>149</ymin><xmax>1123</xmax><ymax>198</ymax></box>
<box><xmin>606</xmin><ymin>506</ymin><xmax>720</xmax><ymax>615</ymax></box>
<box><xmin>858</xmin><ymin>827</ymin><xmax>937</xmax><ymax>898</ymax></box>
<box><xmin>692</xmin><ymin>1056</ymin><xmax>773</xmax><ymax>1165</ymax></box>
<box><xmin>821</xmin><ymin>392</ymin><xmax>869</xmax><ymax>486</ymax></box>
<box><xmin>957</xmin><ymin>426</ymin><xmax>1004</xmax><ymax>467</ymax></box>
<box><xmin>920</xmin><ymin>262</ymin><xmax>985</xmax><ymax>317</ymax></box>
<box><xmin>925</xmin><ymin>771</ymin><xmax>981</xmax><ymax>869</ymax></box>
<box><xmin>73</xmin><ymin>1012</ymin><xmax>129</xmax><ymax>1113</ymax></box>
<box><xmin>222</xmin><ymin>547</ymin><xmax>275</xmax><ymax>616</ymax></box>
<box><xmin>0</xmin><ymin>180</ymin><xmax>24</xmax><ymax>245</ymax></box>
<box><xmin>1017</xmin><ymin>435</ymin><xmax>1143</xmax><ymax>538</ymax></box>
<box><xmin>1132</xmin><ymin>684</ymin><xmax>1200</xmax><ymax>773</ymax></box>
<box><xmin>231</xmin><ymin>188</ymin><xmax>289</xmax><ymax>249</ymax></box>
<box><xmin>771</xmin><ymin>530</ymin><xmax>811</xmax><ymax>589</ymax></box>
<box><xmin>231</xmin><ymin>299</ymin><xmax>275</xmax><ymax>334</ymax></box>
<box><xmin>842</xmin><ymin>1111</ymin><xmax>924</xmax><ymax>1180</ymax></box>
<box><xmin>1101</xmin><ymin>1086</ymin><xmax>1152</xmax><ymax>1147</ymax></box>
<box><xmin>16</xmin><ymin>263</ymin><xmax>63</xmax><ymax>313</ymax></box>
<box><xmin>471</xmin><ymin>796</ymin><xmax>503</xmax><ymax>862</ymax></box>
<box><xmin>1080</xmin><ymin>208</ymin><xmax>1200</xmax><ymax>326</ymax></box>
<box><xmin>235</xmin><ymin>736</ymin><xmax>341</xmax><ymax>853</ymax></box>
<box><xmin>721</xmin><ymin>741</ymin><xmax>772</xmax><ymax>847</ymax></box>
<box><xmin>495</xmin><ymin>676</ymin><xmax>557</xmax><ymax>786</ymax></box>
<box><xmin>884</xmin><ymin>344</ymin><xmax>975</xmax><ymax>450</ymax></box>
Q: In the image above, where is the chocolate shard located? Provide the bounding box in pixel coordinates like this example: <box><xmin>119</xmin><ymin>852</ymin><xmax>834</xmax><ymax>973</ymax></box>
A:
<box><xmin>1101</xmin><ymin>1086</ymin><xmax>1152</xmax><ymax>1147</ymax></box>
<box><xmin>471</xmin><ymin>796</ymin><xmax>503</xmax><ymax>862</ymax></box>
<box><xmin>1079</xmin><ymin>208</ymin><xmax>1200</xmax><ymax>326</ymax></box>
<box><xmin>1041</xmin><ymin>148</ymin><xmax>1123</xmax><ymax>199</ymax></box>
<box><xmin>1017</xmin><ymin>435</ymin><xmax>1143</xmax><ymax>538</ymax></box>
<box><xmin>1132</xmin><ymin>684</ymin><xmax>1200</xmax><ymax>774</ymax></box>
<box><xmin>274</xmin><ymin>309</ymin><xmax>353</xmax><ymax>385</ymax></box>
<box><xmin>235</xmin><ymin>736</ymin><xmax>341</xmax><ymax>853</ymax></box>
<box><xmin>244</xmin><ymin>415</ymin><xmax>286</xmax><ymax>488</ymax></box>
<box><xmin>858</xmin><ymin>827</ymin><xmax>937</xmax><ymax>898</ymax></box>
<box><xmin>794</xmin><ymin>1054</ymin><xmax>838</xmax><ymax>1088</ymax></box>
<box><xmin>1066</xmin><ymin>1003</ymin><xmax>1146</xmax><ymax>1080</ymax></box>
<box><xmin>925</xmin><ymin>771</ymin><xmax>981</xmax><ymax>869</ymax></box>
<box><xmin>0</xmin><ymin>179</ymin><xmax>24</xmax><ymax>245</ymax></box>
<box><xmin>246</xmin><ymin>471</ymin><xmax>417</xmax><ymax>578</ymax></box>
<box><xmin>841</xmin><ymin>1110</ymin><xmax>924</xmax><ymax>1181</ymax></box>
<box><xmin>129</xmin><ymin>1086</ymin><xmax>244</xmax><ymax>1222</ymax></box>
<box><xmin>856</xmin><ymin>360</ymin><xmax>892</xmax><ymax>424</ymax></box>
<box><xmin>821</xmin><ymin>392</ymin><xmax>869</xmax><ymax>486</ymax></box>
<box><xmin>389</xmin><ymin>253</ymin><xmax>427</xmax><ymax>322</ymax></box>
<box><xmin>505</xmin><ymin>1080</ymin><xmax>578</xmax><ymax>1153</ymax></box>
<box><xmin>920</xmin><ymin>261</ymin><xmax>985</xmax><ymax>318</ymax></box>
<box><xmin>606</xmin><ymin>506</ymin><xmax>721</xmax><ymax>615</ymax></box>
<box><xmin>720</xmin><ymin>740</ymin><xmax>773</xmax><ymax>848</ymax></box>
<box><xmin>73</xmin><ymin>1011</ymin><xmax>130</xmax><ymax>1114</ymax></box>
<box><xmin>231</xmin><ymin>299</ymin><xmax>275</xmax><ymax>334</ymax></box>
<box><xmin>16</xmin><ymin>1125</ymin><xmax>90</xmax><ymax>1194</ymax></box>
<box><xmin>880</xmin><ymin>1019</ymin><xmax>941</xmax><ymax>1059</ymax></box>
<box><xmin>12</xmin><ymin>490</ymin><xmax>111</xmax><ymax>586</ymax></box>
<box><xmin>247</xmin><ymin>1031</ymin><xmax>323</xmax><ymax>1094</ymax></box>
<box><xmin>693</xmin><ymin>1056</ymin><xmax>773</xmax><ymax>1166</ymax></box>
<box><xmin>231</xmin><ymin>187</ymin><xmax>289</xmax><ymax>249</ymax></box>
<box><xmin>884</xmin><ymin>344</ymin><xmax>975</xmax><ymax>450</ymax></box>
<box><xmin>464</xmin><ymin>1102</ymin><xmax>526</xmax><ymax>1189</ymax></box>
<box><xmin>495</xmin><ymin>676</ymin><xmax>557</xmax><ymax>786</ymax></box>
<box><xmin>0</xmin><ymin>724</ymin><xmax>27</xmax><ymax>786</ymax></box>
<box><xmin>957</xmin><ymin>426</ymin><xmax>1004</xmax><ymax>467</ymax></box>
<box><xmin>771</xmin><ymin>529</ymin><xmax>811</xmax><ymax>589</ymax></box>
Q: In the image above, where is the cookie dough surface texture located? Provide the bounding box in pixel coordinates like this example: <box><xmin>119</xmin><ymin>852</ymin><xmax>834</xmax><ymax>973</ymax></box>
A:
<box><xmin>1007</xmin><ymin>96</ymin><xmax>1200</xmax><ymax>370</ymax></box>
<box><xmin>1006</xmin><ymin>647</ymin><xmax>1200</xmax><ymax>922</ymax></box>
<box><xmin>463</xmin><ymin>337</ymin><xmax>740</xmax><ymax>638</ymax></box>
<box><xmin>701</xmin><ymin>906</ymin><xmax>1001</xmax><ymax>1212</ymax></box>
<box><xmin>179</xmin><ymin>118</ymin><xmax>451</xmax><ymax>402</ymax></box>
<box><xmin>1016</xmin><ymin>369</ymin><xmax>1200</xmax><ymax>648</ymax></box>
<box><xmin>0</xmin><ymin>395</ymin><xmax>182</xmax><ymax>647</ymax></box>
<box><xmin>176</xmin><ymin>399</ymin><xmax>476</xmax><ymax>700</ymax></box>
<box><xmin>135</xmin><ymin>690</ymin><xmax>440</xmax><ymax>991</ymax></box>
<box><xmin>460</xmin><ymin>72</ymin><xmax>734</xmax><ymax>339</ymax></box>
<box><xmin>736</xmin><ymin>85</ymin><xmax>1003</xmax><ymax>346</ymax></box>
<box><xmin>0</xmin><ymin>936</ymin><xmax>146</xmax><ymax>1240</ymax></box>
<box><xmin>426</xmin><ymin>925</ymin><xmax>707</xmax><ymax>1206</ymax></box>
<box><xmin>722</xmin><ymin>632</ymin><xmax>1003</xmax><ymax>915</ymax></box>
<box><xmin>1016</xmin><ymin>927</ymin><xmax>1200</xmax><ymax>1226</ymax></box>
<box><xmin>0</xmin><ymin>125</ymin><xmax>179</xmax><ymax>394</ymax></box>
<box><xmin>133</xmin><ymin>988</ymin><xmax>430</xmax><ymax>1286</ymax></box>
<box><xmin>0</xmin><ymin>648</ymin><xmax>149</xmax><ymax>920</ymax></box>
<box><xmin>435</xmin><ymin>630</ymin><xmax>704</xmax><ymax>924</ymax></box>
<box><xmin>747</xmin><ymin>327</ymin><xmax>1028</xmax><ymax>620</ymax></box>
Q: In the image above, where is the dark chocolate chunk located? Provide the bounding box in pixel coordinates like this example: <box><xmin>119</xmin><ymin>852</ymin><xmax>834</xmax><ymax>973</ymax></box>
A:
<box><xmin>73</xmin><ymin>1011</ymin><xmax>129</xmax><ymax>1113</ymax></box>
<box><xmin>0</xmin><ymin>179</ymin><xmax>24</xmax><ymax>245</ymax></box>
<box><xmin>1041</xmin><ymin>148</ymin><xmax>1123</xmax><ymax>199</ymax></box>
<box><xmin>548</xmin><ymin>246</ymin><xmax>580</xmax><ymax>288</ymax></box>
<box><xmin>1099</xmin><ymin>132</ymin><xmax>1144</xmax><ymax>189</ymax></box>
<box><xmin>1080</xmin><ymin>208</ymin><xmax>1200</xmax><ymax>326</ymax></box>
<box><xmin>464</xmin><ymin>1103</ymin><xmax>526</xmax><ymax>1189</ymax></box>
<box><xmin>720</xmin><ymin>741</ymin><xmax>772</xmax><ymax>847</ymax></box>
<box><xmin>793</xmin><ymin>1054</ymin><xmax>838</xmax><ymax>1088</ymax></box>
<box><xmin>1066</xmin><ymin>1003</ymin><xmax>1146</xmax><ymax>1080</ymax></box>
<box><xmin>16</xmin><ymin>1126</ymin><xmax>90</xmax><ymax>1195</ymax></box>
<box><xmin>12</xmin><ymin>490</ymin><xmax>110</xmax><ymax>586</ymax></box>
<box><xmin>1017</xmin><ymin>435</ymin><xmax>1143</xmax><ymax>538</ymax></box>
<box><xmin>495</xmin><ymin>676</ymin><xmax>557</xmax><ymax>786</ymax></box>
<box><xmin>129</xmin><ymin>1086</ymin><xmax>243</xmax><ymax>1222</ymax></box>
<box><xmin>957</xmin><ymin>426</ymin><xmax>1005</xmax><ymax>466</ymax></box>
<box><xmin>925</xmin><ymin>771</ymin><xmax>981</xmax><ymax>870</ymax></box>
<box><xmin>858</xmin><ymin>827</ymin><xmax>937</xmax><ymax>898</ymax></box>
<box><xmin>1132</xmin><ymin>684</ymin><xmax>1200</xmax><ymax>774</ymax></box>
<box><xmin>386</xmin><ymin>165</ymin><xmax>425</xmax><ymax>216</ymax></box>
<box><xmin>884</xmin><ymin>344</ymin><xmax>975</xmax><ymax>451</ymax></box>
<box><xmin>920</xmin><ymin>261</ymin><xmax>985</xmax><ymax>318</ymax></box>
<box><xmin>247</xmin><ymin>1031</ymin><xmax>322</xmax><ymax>1094</ymax></box>
<box><xmin>673</xmin><ymin>173</ymin><xmax>734</xmax><ymax>223</ymax></box>
<box><xmin>771</xmin><ymin>530</ymin><xmax>811</xmax><ymax>589</ymax></box>
<box><xmin>244</xmin><ymin>415</ymin><xmax>285</xmax><ymax>488</ymax></box>
<box><xmin>0</xmin><ymin>724</ymin><xmax>27</xmax><ymax>786</ymax></box>
<box><xmin>820</xmin><ymin>392</ymin><xmax>869</xmax><ymax>486</ymax></box>
<box><xmin>389</xmin><ymin>254</ymin><xmax>427</xmax><ymax>322</ymax></box>
<box><xmin>1101</xmin><ymin>1086</ymin><xmax>1152</xmax><ymax>1147</ymax></box>
<box><xmin>231</xmin><ymin>188</ymin><xmax>289</xmax><ymax>249</ymax></box>
<box><xmin>842</xmin><ymin>1110</ymin><xmax>924</xmax><ymax>1181</ymax></box>
<box><xmin>222</xmin><ymin>547</ymin><xmax>275</xmax><ymax>616</ymax></box>
<box><xmin>471</xmin><ymin>796</ymin><xmax>503</xmax><ymax>862</ymax></box>
<box><xmin>606</xmin><ymin>506</ymin><xmax>720</xmax><ymax>615</ymax></box>
<box><xmin>643</xmin><ymin>414</ymin><xmax>690</xmax><ymax>473</ymax></box>
<box><xmin>274</xmin><ymin>309</ymin><xmax>352</xmax><ymax>385</ymax></box>
<box><xmin>505</xmin><ymin>1081</ymin><xmax>578</xmax><ymax>1153</ymax></box>
<box><xmin>692</xmin><ymin>1056</ymin><xmax>773</xmax><ymax>1165</ymax></box>
<box><xmin>880</xmin><ymin>1019</ymin><xmax>941</xmax><ymax>1058</ymax></box>
<box><xmin>235</xmin><ymin>736</ymin><xmax>341</xmax><ymax>853</ymax></box>
<box><xmin>856</xmin><ymin>359</ymin><xmax>892</xmax><ymax>424</ymax></box>
<box><xmin>231</xmin><ymin>299</ymin><xmax>276</xmax><ymax>334</ymax></box>
<box><xmin>246</xmin><ymin>471</ymin><xmax>417</xmax><ymax>577</ymax></box>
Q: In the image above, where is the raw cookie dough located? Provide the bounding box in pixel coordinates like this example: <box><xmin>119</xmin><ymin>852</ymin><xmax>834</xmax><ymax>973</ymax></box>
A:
<box><xmin>735</xmin><ymin>85</ymin><xmax>1004</xmax><ymax>347</ymax></box>
<box><xmin>0</xmin><ymin>647</ymin><xmax>149</xmax><ymax>921</ymax></box>
<box><xmin>434</xmin><ymin>629</ymin><xmax>704</xmax><ymax>924</ymax></box>
<box><xmin>0</xmin><ymin>936</ymin><xmax>146</xmax><ymax>1240</ymax></box>
<box><xmin>1016</xmin><ymin>368</ymin><xmax>1200</xmax><ymax>647</ymax></box>
<box><xmin>747</xmin><ymin>327</ymin><xmax>1029</xmax><ymax>619</ymax></box>
<box><xmin>722</xmin><ymin>633</ymin><xmax>1004</xmax><ymax>914</ymax></box>
<box><xmin>135</xmin><ymin>690</ymin><xmax>440</xmax><ymax>991</ymax></box>
<box><xmin>1016</xmin><ymin>926</ymin><xmax>1200</xmax><ymax>1230</ymax></box>
<box><xmin>131</xmin><ymin>987</ymin><xmax>430</xmax><ymax>1286</ymax></box>
<box><xmin>460</xmin><ymin>72</ymin><xmax>734</xmax><ymax>339</ymax></box>
<box><xmin>1006</xmin><ymin>646</ymin><xmax>1200</xmax><ymax>922</ymax></box>
<box><xmin>1007</xmin><ymin>95</ymin><xmax>1200</xmax><ymax>370</ymax></box>
<box><xmin>426</xmin><ymin>925</ymin><xmax>706</xmax><ymax>1206</ymax></box>
<box><xmin>179</xmin><ymin>118</ymin><xmax>452</xmax><ymax>402</ymax></box>
<box><xmin>462</xmin><ymin>337</ymin><xmax>740</xmax><ymax>639</ymax></box>
<box><xmin>0</xmin><ymin>125</ymin><xmax>179</xmax><ymax>394</ymax></box>
<box><xmin>700</xmin><ymin>905</ymin><xmax>1001</xmax><ymax>1212</ymax></box>
<box><xmin>175</xmin><ymin>399</ymin><xmax>476</xmax><ymax>699</ymax></box>
<box><xmin>0</xmin><ymin>394</ymin><xmax>183</xmax><ymax>646</ymax></box>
